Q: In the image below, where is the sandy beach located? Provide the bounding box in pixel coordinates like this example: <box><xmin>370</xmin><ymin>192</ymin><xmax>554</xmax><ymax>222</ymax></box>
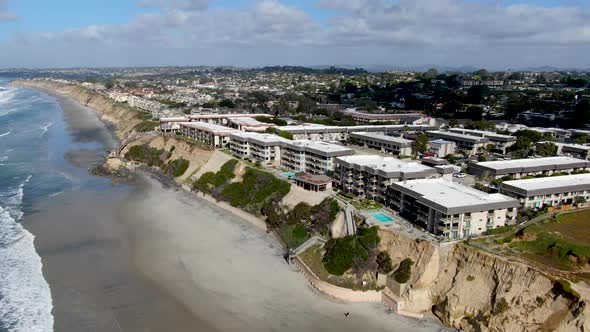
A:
<box><xmin>23</xmin><ymin>88</ymin><xmax>448</xmax><ymax>331</ymax></box>
<box><xmin>122</xmin><ymin>176</ymin><xmax>447</xmax><ymax>332</ymax></box>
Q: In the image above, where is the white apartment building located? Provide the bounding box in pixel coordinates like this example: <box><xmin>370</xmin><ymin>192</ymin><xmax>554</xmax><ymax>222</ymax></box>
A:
<box><xmin>389</xmin><ymin>179</ymin><xmax>519</xmax><ymax>240</ymax></box>
<box><xmin>468</xmin><ymin>156</ymin><xmax>590</xmax><ymax>179</ymax></box>
<box><xmin>229</xmin><ymin>132</ymin><xmax>290</xmax><ymax>166</ymax></box>
<box><xmin>280</xmin><ymin>140</ymin><xmax>355</xmax><ymax>175</ymax></box>
<box><xmin>227</xmin><ymin>117</ymin><xmax>276</xmax><ymax>132</ymax></box>
<box><xmin>349</xmin><ymin>132</ymin><xmax>413</xmax><ymax>156</ymax></box>
<box><xmin>426</xmin><ymin>131</ymin><xmax>489</xmax><ymax>156</ymax></box>
<box><xmin>334</xmin><ymin>155</ymin><xmax>438</xmax><ymax>203</ymax></box>
<box><xmin>500</xmin><ymin>174</ymin><xmax>590</xmax><ymax>210</ymax></box>
<box><xmin>343</xmin><ymin>109</ymin><xmax>433</xmax><ymax>125</ymax></box>
<box><xmin>179</xmin><ymin>122</ymin><xmax>238</xmax><ymax>148</ymax></box>
<box><xmin>447</xmin><ymin>128</ymin><xmax>516</xmax><ymax>154</ymax></box>
<box><xmin>279</xmin><ymin>124</ymin><xmax>438</xmax><ymax>142</ymax></box>
<box><xmin>427</xmin><ymin>139</ymin><xmax>456</xmax><ymax>158</ymax></box>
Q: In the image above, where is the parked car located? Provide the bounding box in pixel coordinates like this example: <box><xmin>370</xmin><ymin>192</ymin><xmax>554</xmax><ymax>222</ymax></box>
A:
<box><xmin>453</xmin><ymin>172</ymin><xmax>467</xmax><ymax>178</ymax></box>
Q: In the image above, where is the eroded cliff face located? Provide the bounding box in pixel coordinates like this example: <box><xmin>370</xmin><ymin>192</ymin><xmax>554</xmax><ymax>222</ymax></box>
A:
<box><xmin>379</xmin><ymin>229</ymin><xmax>590</xmax><ymax>331</ymax></box>
<box><xmin>12</xmin><ymin>80</ymin><xmax>141</xmax><ymax>139</ymax></box>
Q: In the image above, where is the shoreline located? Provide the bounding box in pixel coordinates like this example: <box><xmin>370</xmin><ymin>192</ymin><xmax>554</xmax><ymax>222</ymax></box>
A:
<box><xmin>22</xmin><ymin>86</ymin><xmax>220</xmax><ymax>331</ymax></box>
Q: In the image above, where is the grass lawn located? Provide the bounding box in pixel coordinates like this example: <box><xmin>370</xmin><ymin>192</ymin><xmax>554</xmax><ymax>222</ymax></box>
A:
<box><xmin>546</xmin><ymin>210</ymin><xmax>590</xmax><ymax>245</ymax></box>
<box><xmin>506</xmin><ymin>218</ymin><xmax>590</xmax><ymax>271</ymax></box>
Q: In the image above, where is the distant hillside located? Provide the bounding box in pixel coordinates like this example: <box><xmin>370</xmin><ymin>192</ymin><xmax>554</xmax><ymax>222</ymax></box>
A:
<box><xmin>255</xmin><ymin>66</ymin><xmax>368</xmax><ymax>75</ymax></box>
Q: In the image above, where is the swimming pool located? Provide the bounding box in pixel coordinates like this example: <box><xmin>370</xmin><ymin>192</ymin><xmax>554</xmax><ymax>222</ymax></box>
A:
<box><xmin>372</xmin><ymin>212</ymin><xmax>393</xmax><ymax>223</ymax></box>
<box><xmin>281</xmin><ymin>172</ymin><xmax>297</xmax><ymax>179</ymax></box>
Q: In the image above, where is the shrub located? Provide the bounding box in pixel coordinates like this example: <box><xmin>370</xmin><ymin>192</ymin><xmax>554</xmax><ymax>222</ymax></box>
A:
<box><xmin>466</xmin><ymin>275</ymin><xmax>475</xmax><ymax>281</ymax></box>
<box><xmin>309</xmin><ymin>198</ymin><xmax>340</xmax><ymax>233</ymax></box>
<box><xmin>322</xmin><ymin>226</ymin><xmax>380</xmax><ymax>276</ymax></box>
<box><xmin>493</xmin><ymin>298</ymin><xmax>509</xmax><ymax>314</ymax></box>
<box><xmin>124</xmin><ymin>144</ymin><xmax>164</xmax><ymax>167</ymax></box>
<box><xmin>552</xmin><ymin>279</ymin><xmax>581</xmax><ymax>301</ymax></box>
<box><xmin>392</xmin><ymin>258</ymin><xmax>413</xmax><ymax>284</ymax></box>
<box><xmin>376</xmin><ymin>251</ymin><xmax>393</xmax><ymax>274</ymax></box>
<box><xmin>219</xmin><ymin>167</ymin><xmax>291</xmax><ymax>214</ymax></box>
<box><xmin>134</xmin><ymin>120</ymin><xmax>159</xmax><ymax>132</ymax></box>
<box><xmin>165</xmin><ymin>158</ymin><xmax>190</xmax><ymax>177</ymax></box>
<box><xmin>192</xmin><ymin>159</ymin><xmax>238</xmax><ymax>192</ymax></box>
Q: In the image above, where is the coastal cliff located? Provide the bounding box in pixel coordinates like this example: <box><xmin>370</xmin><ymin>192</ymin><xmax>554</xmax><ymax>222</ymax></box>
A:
<box><xmin>11</xmin><ymin>80</ymin><xmax>141</xmax><ymax>139</ymax></box>
<box><xmin>380</xmin><ymin>228</ymin><xmax>590</xmax><ymax>331</ymax></box>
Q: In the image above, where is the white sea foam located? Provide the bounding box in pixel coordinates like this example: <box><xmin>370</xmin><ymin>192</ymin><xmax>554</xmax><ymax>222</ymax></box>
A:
<box><xmin>48</xmin><ymin>191</ymin><xmax>63</xmax><ymax>198</ymax></box>
<box><xmin>0</xmin><ymin>177</ymin><xmax>54</xmax><ymax>332</ymax></box>
<box><xmin>39</xmin><ymin>122</ymin><xmax>53</xmax><ymax>137</ymax></box>
<box><xmin>0</xmin><ymin>130</ymin><xmax>11</xmax><ymax>138</ymax></box>
<box><xmin>0</xmin><ymin>156</ymin><xmax>7</xmax><ymax>163</ymax></box>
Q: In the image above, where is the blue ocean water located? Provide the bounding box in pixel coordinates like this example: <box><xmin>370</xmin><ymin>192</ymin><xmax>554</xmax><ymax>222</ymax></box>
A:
<box><xmin>0</xmin><ymin>78</ymin><xmax>85</xmax><ymax>332</ymax></box>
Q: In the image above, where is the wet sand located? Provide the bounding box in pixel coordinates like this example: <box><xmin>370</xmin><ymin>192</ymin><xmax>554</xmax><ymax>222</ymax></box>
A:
<box><xmin>23</xmin><ymin>89</ymin><xmax>448</xmax><ymax>332</ymax></box>
<box><xmin>24</xmin><ymin>92</ymin><xmax>217</xmax><ymax>332</ymax></box>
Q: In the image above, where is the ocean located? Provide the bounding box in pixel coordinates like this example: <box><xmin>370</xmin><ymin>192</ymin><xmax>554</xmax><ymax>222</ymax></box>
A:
<box><xmin>0</xmin><ymin>78</ymin><xmax>113</xmax><ymax>332</ymax></box>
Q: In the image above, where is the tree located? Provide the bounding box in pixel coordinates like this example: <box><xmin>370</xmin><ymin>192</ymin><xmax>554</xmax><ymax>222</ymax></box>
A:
<box><xmin>219</xmin><ymin>99</ymin><xmax>235</xmax><ymax>108</ymax></box>
<box><xmin>465</xmin><ymin>106</ymin><xmax>484</xmax><ymax>121</ymax></box>
<box><xmin>392</xmin><ymin>258</ymin><xmax>413</xmax><ymax>284</ymax></box>
<box><xmin>448</xmin><ymin>118</ymin><xmax>459</xmax><ymax>128</ymax></box>
<box><xmin>376</xmin><ymin>251</ymin><xmax>393</xmax><ymax>274</ymax></box>
<box><xmin>575</xmin><ymin>196</ymin><xmax>587</xmax><ymax>207</ymax></box>
<box><xmin>423</xmin><ymin>68</ymin><xmax>439</xmax><ymax>80</ymax></box>
<box><xmin>536</xmin><ymin>142</ymin><xmax>557</xmax><ymax>157</ymax></box>
<box><xmin>571</xmin><ymin>101</ymin><xmax>590</xmax><ymax>128</ymax></box>
<box><xmin>445</xmin><ymin>75</ymin><xmax>461</xmax><ymax>89</ymax></box>
<box><xmin>467</xmin><ymin>85</ymin><xmax>491</xmax><ymax>104</ymax></box>
<box><xmin>414</xmin><ymin>132</ymin><xmax>429</xmax><ymax>155</ymax></box>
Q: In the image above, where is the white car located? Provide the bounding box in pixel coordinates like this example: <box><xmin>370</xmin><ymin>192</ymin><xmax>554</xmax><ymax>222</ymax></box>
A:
<box><xmin>453</xmin><ymin>172</ymin><xmax>467</xmax><ymax>178</ymax></box>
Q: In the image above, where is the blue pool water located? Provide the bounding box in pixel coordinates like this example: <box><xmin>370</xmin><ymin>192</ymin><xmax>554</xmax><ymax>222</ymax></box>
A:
<box><xmin>372</xmin><ymin>212</ymin><xmax>393</xmax><ymax>222</ymax></box>
<box><xmin>281</xmin><ymin>172</ymin><xmax>297</xmax><ymax>179</ymax></box>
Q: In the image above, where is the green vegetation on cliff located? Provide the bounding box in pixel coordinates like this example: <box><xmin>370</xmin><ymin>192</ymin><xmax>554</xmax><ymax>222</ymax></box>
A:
<box><xmin>192</xmin><ymin>159</ymin><xmax>238</xmax><ymax>192</ymax></box>
<box><xmin>220</xmin><ymin>168</ymin><xmax>291</xmax><ymax>214</ymax></box>
<box><xmin>124</xmin><ymin>145</ymin><xmax>165</xmax><ymax>167</ymax></box>
<box><xmin>322</xmin><ymin>226</ymin><xmax>380</xmax><ymax>276</ymax></box>
<box><xmin>164</xmin><ymin>158</ymin><xmax>190</xmax><ymax>177</ymax></box>
<box><xmin>392</xmin><ymin>258</ymin><xmax>414</xmax><ymax>284</ymax></box>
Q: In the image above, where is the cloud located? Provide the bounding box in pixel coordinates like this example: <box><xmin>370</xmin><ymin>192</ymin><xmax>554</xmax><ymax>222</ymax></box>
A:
<box><xmin>0</xmin><ymin>0</ymin><xmax>17</xmax><ymax>22</ymax></box>
<box><xmin>3</xmin><ymin>0</ymin><xmax>590</xmax><ymax>69</ymax></box>
<box><xmin>138</xmin><ymin>0</ymin><xmax>209</xmax><ymax>11</ymax></box>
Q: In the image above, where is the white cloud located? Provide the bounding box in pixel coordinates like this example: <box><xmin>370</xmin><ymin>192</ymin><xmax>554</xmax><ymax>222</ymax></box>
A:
<box><xmin>138</xmin><ymin>0</ymin><xmax>209</xmax><ymax>11</ymax></box>
<box><xmin>3</xmin><ymin>0</ymin><xmax>590</xmax><ymax>68</ymax></box>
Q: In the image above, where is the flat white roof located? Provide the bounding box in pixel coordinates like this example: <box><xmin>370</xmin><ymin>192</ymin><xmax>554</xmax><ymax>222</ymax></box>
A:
<box><xmin>229</xmin><ymin>117</ymin><xmax>275</xmax><ymax>127</ymax></box>
<box><xmin>350</xmin><ymin>132</ymin><xmax>413</xmax><ymax>144</ymax></box>
<box><xmin>503</xmin><ymin>173</ymin><xmax>590</xmax><ymax>192</ymax></box>
<box><xmin>474</xmin><ymin>156</ymin><xmax>587</xmax><ymax>170</ymax></box>
<box><xmin>337</xmin><ymin>155</ymin><xmax>433</xmax><ymax>173</ymax></box>
<box><xmin>449</xmin><ymin>128</ymin><xmax>515</xmax><ymax>140</ymax></box>
<box><xmin>180</xmin><ymin>122</ymin><xmax>238</xmax><ymax>135</ymax></box>
<box><xmin>427</xmin><ymin>130</ymin><xmax>489</xmax><ymax>142</ymax></box>
<box><xmin>394</xmin><ymin>178</ymin><xmax>517</xmax><ymax>210</ymax></box>
<box><xmin>189</xmin><ymin>113</ymin><xmax>271</xmax><ymax>120</ymax></box>
<box><xmin>230</xmin><ymin>132</ymin><xmax>290</xmax><ymax>144</ymax></box>
<box><xmin>279</xmin><ymin>124</ymin><xmax>434</xmax><ymax>132</ymax></box>
<box><xmin>160</xmin><ymin>116</ymin><xmax>189</xmax><ymax>122</ymax></box>
<box><xmin>287</xmin><ymin>140</ymin><xmax>353</xmax><ymax>154</ymax></box>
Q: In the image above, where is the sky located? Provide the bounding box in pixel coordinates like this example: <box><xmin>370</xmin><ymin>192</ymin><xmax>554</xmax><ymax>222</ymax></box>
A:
<box><xmin>0</xmin><ymin>0</ymin><xmax>589</xmax><ymax>70</ymax></box>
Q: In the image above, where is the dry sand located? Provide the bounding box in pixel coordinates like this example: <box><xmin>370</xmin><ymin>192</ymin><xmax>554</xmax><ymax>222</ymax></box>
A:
<box><xmin>121</xmin><ymin>176</ymin><xmax>449</xmax><ymax>332</ymax></box>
